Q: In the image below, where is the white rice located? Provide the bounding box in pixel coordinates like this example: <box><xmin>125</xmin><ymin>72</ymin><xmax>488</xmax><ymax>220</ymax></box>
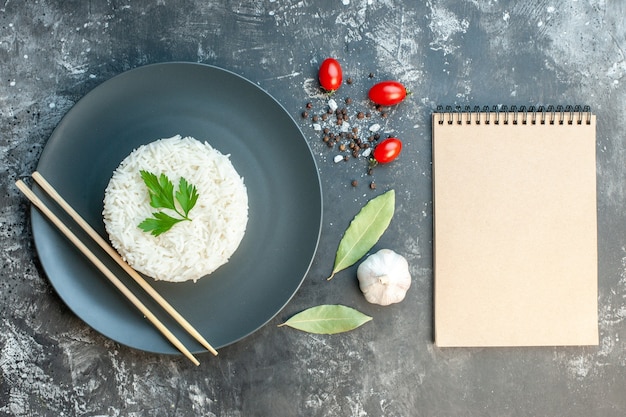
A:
<box><xmin>102</xmin><ymin>135</ymin><xmax>248</xmax><ymax>282</ymax></box>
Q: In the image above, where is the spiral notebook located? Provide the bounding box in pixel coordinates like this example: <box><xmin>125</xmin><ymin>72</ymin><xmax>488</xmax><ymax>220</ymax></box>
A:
<box><xmin>432</xmin><ymin>106</ymin><xmax>598</xmax><ymax>347</ymax></box>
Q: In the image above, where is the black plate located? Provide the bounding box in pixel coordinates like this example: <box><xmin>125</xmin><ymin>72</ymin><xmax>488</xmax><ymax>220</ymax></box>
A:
<box><xmin>31</xmin><ymin>62</ymin><xmax>322</xmax><ymax>354</ymax></box>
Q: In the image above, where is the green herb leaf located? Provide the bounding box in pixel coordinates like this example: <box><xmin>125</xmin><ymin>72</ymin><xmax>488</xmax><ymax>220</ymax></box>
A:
<box><xmin>278</xmin><ymin>305</ymin><xmax>372</xmax><ymax>334</ymax></box>
<box><xmin>138</xmin><ymin>170</ymin><xmax>199</xmax><ymax>236</ymax></box>
<box><xmin>138</xmin><ymin>212</ymin><xmax>184</xmax><ymax>236</ymax></box>
<box><xmin>175</xmin><ymin>176</ymin><xmax>199</xmax><ymax>217</ymax></box>
<box><xmin>327</xmin><ymin>189</ymin><xmax>395</xmax><ymax>280</ymax></box>
<box><xmin>141</xmin><ymin>170</ymin><xmax>177</xmax><ymax>211</ymax></box>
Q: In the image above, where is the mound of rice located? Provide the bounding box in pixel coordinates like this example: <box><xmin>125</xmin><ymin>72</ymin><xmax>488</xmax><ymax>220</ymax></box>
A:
<box><xmin>102</xmin><ymin>135</ymin><xmax>248</xmax><ymax>283</ymax></box>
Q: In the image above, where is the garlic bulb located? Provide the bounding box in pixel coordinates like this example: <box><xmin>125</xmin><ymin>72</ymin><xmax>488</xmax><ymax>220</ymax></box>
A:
<box><xmin>357</xmin><ymin>249</ymin><xmax>411</xmax><ymax>306</ymax></box>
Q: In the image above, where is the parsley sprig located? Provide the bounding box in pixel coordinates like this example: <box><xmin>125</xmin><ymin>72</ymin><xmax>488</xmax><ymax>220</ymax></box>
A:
<box><xmin>138</xmin><ymin>170</ymin><xmax>199</xmax><ymax>236</ymax></box>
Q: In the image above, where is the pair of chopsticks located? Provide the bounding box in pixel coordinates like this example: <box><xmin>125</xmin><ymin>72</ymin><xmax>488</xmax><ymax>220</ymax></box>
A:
<box><xmin>16</xmin><ymin>171</ymin><xmax>217</xmax><ymax>365</ymax></box>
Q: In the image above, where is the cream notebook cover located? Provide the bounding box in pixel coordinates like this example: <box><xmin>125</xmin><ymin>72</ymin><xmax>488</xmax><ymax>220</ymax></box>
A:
<box><xmin>432</xmin><ymin>107</ymin><xmax>598</xmax><ymax>347</ymax></box>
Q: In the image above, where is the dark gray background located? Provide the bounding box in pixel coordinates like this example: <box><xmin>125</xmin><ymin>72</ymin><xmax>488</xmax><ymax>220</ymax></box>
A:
<box><xmin>1</xmin><ymin>1</ymin><xmax>625</xmax><ymax>416</ymax></box>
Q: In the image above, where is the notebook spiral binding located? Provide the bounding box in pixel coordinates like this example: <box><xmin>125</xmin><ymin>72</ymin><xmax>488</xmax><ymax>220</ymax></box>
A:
<box><xmin>435</xmin><ymin>105</ymin><xmax>592</xmax><ymax>126</ymax></box>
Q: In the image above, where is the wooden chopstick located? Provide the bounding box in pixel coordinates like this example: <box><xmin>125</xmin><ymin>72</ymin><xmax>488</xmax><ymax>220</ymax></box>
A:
<box><xmin>16</xmin><ymin>179</ymin><xmax>202</xmax><ymax>365</ymax></box>
<box><xmin>31</xmin><ymin>171</ymin><xmax>218</xmax><ymax>357</ymax></box>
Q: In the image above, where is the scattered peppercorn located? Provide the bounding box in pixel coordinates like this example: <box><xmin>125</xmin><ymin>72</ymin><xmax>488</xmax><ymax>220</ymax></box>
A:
<box><xmin>298</xmin><ymin>67</ymin><xmax>405</xmax><ymax>180</ymax></box>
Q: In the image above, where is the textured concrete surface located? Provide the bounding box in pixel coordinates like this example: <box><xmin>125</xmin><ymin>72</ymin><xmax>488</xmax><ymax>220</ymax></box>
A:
<box><xmin>1</xmin><ymin>1</ymin><xmax>625</xmax><ymax>416</ymax></box>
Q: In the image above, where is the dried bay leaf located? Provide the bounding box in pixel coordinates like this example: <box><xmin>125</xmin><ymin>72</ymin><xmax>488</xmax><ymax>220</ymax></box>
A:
<box><xmin>278</xmin><ymin>305</ymin><xmax>372</xmax><ymax>334</ymax></box>
<box><xmin>327</xmin><ymin>189</ymin><xmax>395</xmax><ymax>280</ymax></box>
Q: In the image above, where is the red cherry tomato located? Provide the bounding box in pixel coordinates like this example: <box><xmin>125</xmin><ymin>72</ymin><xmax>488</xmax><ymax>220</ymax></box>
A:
<box><xmin>373</xmin><ymin>138</ymin><xmax>402</xmax><ymax>164</ymax></box>
<box><xmin>318</xmin><ymin>58</ymin><xmax>343</xmax><ymax>92</ymax></box>
<box><xmin>368</xmin><ymin>81</ymin><xmax>407</xmax><ymax>106</ymax></box>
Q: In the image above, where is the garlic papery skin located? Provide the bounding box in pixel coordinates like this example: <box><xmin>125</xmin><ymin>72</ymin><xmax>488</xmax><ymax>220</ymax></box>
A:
<box><xmin>357</xmin><ymin>249</ymin><xmax>411</xmax><ymax>306</ymax></box>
